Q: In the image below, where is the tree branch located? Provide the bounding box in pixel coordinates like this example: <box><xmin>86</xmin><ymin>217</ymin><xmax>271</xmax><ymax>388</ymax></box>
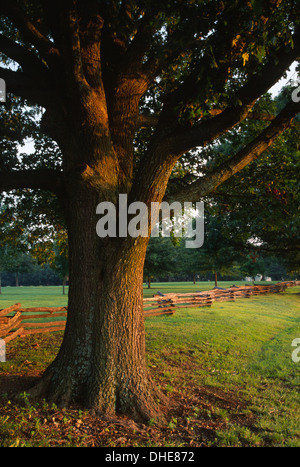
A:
<box><xmin>133</xmin><ymin>51</ymin><xmax>296</xmax><ymax>201</ymax></box>
<box><xmin>0</xmin><ymin>0</ymin><xmax>60</xmax><ymax>65</ymax></box>
<box><xmin>136</xmin><ymin>113</ymin><xmax>159</xmax><ymax>128</ymax></box>
<box><xmin>0</xmin><ymin>169</ymin><xmax>63</xmax><ymax>195</ymax></box>
<box><xmin>120</xmin><ymin>10</ymin><xmax>161</xmax><ymax>77</ymax></box>
<box><xmin>152</xmin><ymin>28</ymin><xmax>300</xmax><ymax>158</ymax></box>
<box><xmin>166</xmin><ymin>99</ymin><xmax>300</xmax><ymax>203</ymax></box>
<box><xmin>77</xmin><ymin>0</ymin><xmax>104</xmax><ymax>88</ymax></box>
<box><xmin>136</xmin><ymin>110</ymin><xmax>275</xmax><ymax>129</ymax></box>
<box><xmin>246</xmin><ymin>111</ymin><xmax>275</xmax><ymax>122</ymax></box>
<box><xmin>0</xmin><ymin>35</ymin><xmax>48</xmax><ymax>74</ymax></box>
<box><xmin>0</xmin><ymin>66</ymin><xmax>51</xmax><ymax>107</ymax></box>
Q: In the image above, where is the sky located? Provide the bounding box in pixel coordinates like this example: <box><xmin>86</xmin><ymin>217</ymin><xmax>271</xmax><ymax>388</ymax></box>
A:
<box><xmin>269</xmin><ymin>61</ymin><xmax>298</xmax><ymax>96</ymax></box>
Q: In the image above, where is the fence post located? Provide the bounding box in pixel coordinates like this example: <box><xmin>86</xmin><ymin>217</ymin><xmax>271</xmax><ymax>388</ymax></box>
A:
<box><xmin>0</xmin><ymin>78</ymin><xmax>6</xmax><ymax>103</ymax></box>
<box><xmin>0</xmin><ymin>338</ymin><xmax>6</xmax><ymax>362</ymax></box>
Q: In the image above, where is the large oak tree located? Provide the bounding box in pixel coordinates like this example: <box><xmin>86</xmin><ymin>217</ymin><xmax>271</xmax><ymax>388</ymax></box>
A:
<box><xmin>0</xmin><ymin>0</ymin><xmax>299</xmax><ymax>421</ymax></box>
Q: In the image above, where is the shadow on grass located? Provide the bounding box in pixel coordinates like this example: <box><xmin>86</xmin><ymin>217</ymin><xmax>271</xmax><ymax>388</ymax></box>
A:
<box><xmin>0</xmin><ymin>375</ymin><xmax>40</xmax><ymax>398</ymax></box>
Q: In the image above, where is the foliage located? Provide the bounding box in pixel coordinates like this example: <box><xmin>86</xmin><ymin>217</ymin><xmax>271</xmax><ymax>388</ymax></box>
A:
<box><xmin>0</xmin><ymin>2</ymin><xmax>299</xmax><ymax>272</ymax></box>
<box><xmin>144</xmin><ymin>237</ymin><xmax>179</xmax><ymax>286</ymax></box>
<box><xmin>198</xmin><ymin>89</ymin><xmax>300</xmax><ymax>275</ymax></box>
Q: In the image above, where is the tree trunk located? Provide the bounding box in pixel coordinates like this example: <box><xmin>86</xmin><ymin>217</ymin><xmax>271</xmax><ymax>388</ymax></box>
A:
<box><xmin>147</xmin><ymin>276</ymin><xmax>151</xmax><ymax>289</ymax></box>
<box><xmin>214</xmin><ymin>271</ymin><xmax>218</xmax><ymax>287</ymax></box>
<box><xmin>62</xmin><ymin>277</ymin><xmax>67</xmax><ymax>295</ymax></box>
<box><xmin>30</xmin><ymin>190</ymin><xmax>165</xmax><ymax>422</ymax></box>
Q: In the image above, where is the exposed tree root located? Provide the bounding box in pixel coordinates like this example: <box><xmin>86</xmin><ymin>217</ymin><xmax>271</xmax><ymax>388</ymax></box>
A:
<box><xmin>25</xmin><ymin>365</ymin><xmax>168</xmax><ymax>425</ymax></box>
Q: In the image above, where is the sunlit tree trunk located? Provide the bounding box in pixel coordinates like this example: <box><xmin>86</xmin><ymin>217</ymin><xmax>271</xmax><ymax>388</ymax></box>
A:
<box><xmin>31</xmin><ymin>140</ymin><xmax>165</xmax><ymax>421</ymax></box>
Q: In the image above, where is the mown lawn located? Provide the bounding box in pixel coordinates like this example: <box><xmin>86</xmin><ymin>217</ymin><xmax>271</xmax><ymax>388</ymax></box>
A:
<box><xmin>0</xmin><ymin>283</ymin><xmax>299</xmax><ymax>447</ymax></box>
<box><xmin>0</xmin><ymin>280</ymin><xmax>278</xmax><ymax>306</ymax></box>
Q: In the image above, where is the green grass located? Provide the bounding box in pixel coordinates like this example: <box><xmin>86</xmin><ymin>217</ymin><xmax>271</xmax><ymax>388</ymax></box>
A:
<box><xmin>142</xmin><ymin>280</ymin><xmax>279</xmax><ymax>297</ymax></box>
<box><xmin>145</xmin><ymin>286</ymin><xmax>300</xmax><ymax>446</ymax></box>
<box><xmin>0</xmin><ymin>282</ymin><xmax>300</xmax><ymax>447</ymax></box>
<box><xmin>0</xmin><ymin>279</ymin><xmax>280</xmax><ymax>306</ymax></box>
<box><xmin>0</xmin><ymin>286</ymin><xmax>69</xmax><ymax>308</ymax></box>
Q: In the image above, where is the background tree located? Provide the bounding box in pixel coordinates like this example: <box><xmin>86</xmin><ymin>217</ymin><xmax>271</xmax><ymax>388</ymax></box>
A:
<box><xmin>201</xmin><ymin>87</ymin><xmax>300</xmax><ymax>277</ymax></box>
<box><xmin>180</xmin><ymin>212</ymin><xmax>246</xmax><ymax>285</ymax></box>
<box><xmin>30</xmin><ymin>228</ymin><xmax>69</xmax><ymax>294</ymax></box>
<box><xmin>0</xmin><ymin>200</ymin><xmax>32</xmax><ymax>290</ymax></box>
<box><xmin>50</xmin><ymin>240</ymin><xmax>69</xmax><ymax>295</ymax></box>
<box><xmin>0</xmin><ymin>1</ymin><xmax>299</xmax><ymax>421</ymax></box>
<box><xmin>196</xmin><ymin>236</ymin><xmax>241</xmax><ymax>288</ymax></box>
<box><xmin>239</xmin><ymin>252</ymin><xmax>267</xmax><ymax>282</ymax></box>
<box><xmin>0</xmin><ymin>245</ymin><xmax>11</xmax><ymax>293</ymax></box>
<box><xmin>4</xmin><ymin>248</ymin><xmax>36</xmax><ymax>286</ymax></box>
<box><xmin>144</xmin><ymin>237</ymin><xmax>179</xmax><ymax>288</ymax></box>
<box><xmin>179</xmin><ymin>243</ymin><xmax>201</xmax><ymax>284</ymax></box>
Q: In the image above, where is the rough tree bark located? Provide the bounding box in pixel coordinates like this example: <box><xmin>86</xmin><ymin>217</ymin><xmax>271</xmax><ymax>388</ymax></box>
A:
<box><xmin>34</xmin><ymin>214</ymin><xmax>160</xmax><ymax>420</ymax></box>
<box><xmin>27</xmin><ymin>132</ymin><xmax>167</xmax><ymax>421</ymax></box>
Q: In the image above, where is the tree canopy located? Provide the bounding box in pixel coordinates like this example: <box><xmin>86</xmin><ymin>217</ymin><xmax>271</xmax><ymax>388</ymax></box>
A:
<box><xmin>1</xmin><ymin>0</ymin><xmax>299</xmax><ymax>200</ymax></box>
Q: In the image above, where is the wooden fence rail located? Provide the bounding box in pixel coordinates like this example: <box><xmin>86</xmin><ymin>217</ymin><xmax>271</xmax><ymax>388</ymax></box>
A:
<box><xmin>1</xmin><ymin>281</ymin><xmax>299</xmax><ymax>343</ymax></box>
<box><xmin>0</xmin><ymin>306</ymin><xmax>68</xmax><ymax>343</ymax></box>
<box><xmin>143</xmin><ymin>281</ymin><xmax>299</xmax><ymax>316</ymax></box>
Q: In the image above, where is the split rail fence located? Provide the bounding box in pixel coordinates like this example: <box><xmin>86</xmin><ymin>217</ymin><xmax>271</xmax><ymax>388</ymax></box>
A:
<box><xmin>143</xmin><ymin>281</ymin><xmax>300</xmax><ymax>317</ymax></box>
<box><xmin>1</xmin><ymin>281</ymin><xmax>299</xmax><ymax>343</ymax></box>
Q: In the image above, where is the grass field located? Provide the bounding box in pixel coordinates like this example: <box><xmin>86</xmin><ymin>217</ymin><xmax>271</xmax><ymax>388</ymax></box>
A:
<box><xmin>0</xmin><ymin>282</ymin><xmax>300</xmax><ymax>447</ymax></box>
<box><xmin>0</xmin><ymin>279</ymin><xmax>281</xmax><ymax>306</ymax></box>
